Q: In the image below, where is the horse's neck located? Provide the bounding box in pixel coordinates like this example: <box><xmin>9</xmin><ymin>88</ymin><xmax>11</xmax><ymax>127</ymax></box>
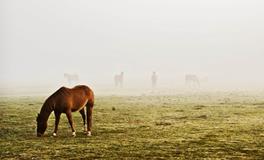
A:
<box><xmin>40</xmin><ymin>100</ymin><xmax>54</xmax><ymax>122</ymax></box>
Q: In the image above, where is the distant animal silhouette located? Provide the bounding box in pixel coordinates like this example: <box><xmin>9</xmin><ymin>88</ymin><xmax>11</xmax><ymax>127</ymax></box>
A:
<box><xmin>151</xmin><ymin>72</ymin><xmax>158</xmax><ymax>88</ymax></box>
<box><xmin>114</xmin><ymin>72</ymin><xmax>124</xmax><ymax>88</ymax></box>
<box><xmin>185</xmin><ymin>74</ymin><xmax>200</xmax><ymax>87</ymax></box>
<box><xmin>64</xmin><ymin>73</ymin><xmax>79</xmax><ymax>86</ymax></box>
<box><xmin>36</xmin><ymin>85</ymin><xmax>94</xmax><ymax>137</ymax></box>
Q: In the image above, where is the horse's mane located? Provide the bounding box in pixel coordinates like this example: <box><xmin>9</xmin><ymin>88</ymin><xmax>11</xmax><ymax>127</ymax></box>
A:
<box><xmin>50</xmin><ymin>87</ymin><xmax>71</xmax><ymax>98</ymax></box>
<box><xmin>40</xmin><ymin>87</ymin><xmax>70</xmax><ymax>113</ymax></box>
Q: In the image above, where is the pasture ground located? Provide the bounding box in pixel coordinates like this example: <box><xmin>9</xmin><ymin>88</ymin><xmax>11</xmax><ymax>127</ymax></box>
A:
<box><xmin>0</xmin><ymin>92</ymin><xmax>264</xmax><ymax>159</ymax></box>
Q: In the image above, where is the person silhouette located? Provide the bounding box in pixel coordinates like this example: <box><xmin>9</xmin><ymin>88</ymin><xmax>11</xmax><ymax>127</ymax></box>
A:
<box><xmin>151</xmin><ymin>72</ymin><xmax>158</xmax><ymax>89</ymax></box>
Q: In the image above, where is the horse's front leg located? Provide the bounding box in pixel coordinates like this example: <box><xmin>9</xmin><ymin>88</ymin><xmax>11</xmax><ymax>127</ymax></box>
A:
<box><xmin>66</xmin><ymin>111</ymin><xmax>76</xmax><ymax>137</ymax></box>
<box><xmin>53</xmin><ymin>111</ymin><xmax>61</xmax><ymax>137</ymax></box>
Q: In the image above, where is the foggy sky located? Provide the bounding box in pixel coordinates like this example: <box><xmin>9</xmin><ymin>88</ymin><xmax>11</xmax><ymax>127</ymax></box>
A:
<box><xmin>1</xmin><ymin>0</ymin><xmax>264</xmax><ymax>91</ymax></box>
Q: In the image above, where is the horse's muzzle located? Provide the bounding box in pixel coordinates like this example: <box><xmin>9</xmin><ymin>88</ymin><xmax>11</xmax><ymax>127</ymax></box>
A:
<box><xmin>37</xmin><ymin>133</ymin><xmax>43</xmax><ymax>137</ymax></box>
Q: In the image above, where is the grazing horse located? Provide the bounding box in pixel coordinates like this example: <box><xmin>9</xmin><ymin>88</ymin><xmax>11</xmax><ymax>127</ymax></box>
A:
<box><xmin>114</xmin><ymin>72</ymin><xmax>124</xmax><ymax>88</ymax></box>
<box><xmin>185</xmin><ymin>74</ymin><xmax>200</xmax><ymax>87</ymax></box>
<box><xmin>36</xmin><ymin>85</ymin><xmax>94</xmax><ymax>137</ymax></box>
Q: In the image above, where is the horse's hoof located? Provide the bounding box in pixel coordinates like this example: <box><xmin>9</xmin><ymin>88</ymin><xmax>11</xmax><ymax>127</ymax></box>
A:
<box><xmin>87</xmin><ymin>131</ymin><xmax>91</xmax><ymax>136</ymax></box>
<box><xmin>53</xmin><ymin>133</ymin><xmax>57</xmax><ymax>137</ymax></box>
<box><xmin>72</xmin><ymin>132</ymin><xmax>76</xmax><ymax>137</ymax></box>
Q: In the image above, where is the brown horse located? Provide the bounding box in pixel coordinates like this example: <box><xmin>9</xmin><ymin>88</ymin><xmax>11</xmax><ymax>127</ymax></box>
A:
<box><xmin>36</xmin><ymin>85</ymin><xmax>94</xmax><ymax>137</ymax></box>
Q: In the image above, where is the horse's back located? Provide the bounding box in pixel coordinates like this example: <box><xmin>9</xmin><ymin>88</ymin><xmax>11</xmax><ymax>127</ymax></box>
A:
<box><xmin>72</xmin><ymin>85</ymin><xmax>93</xmax><ymax>97</ymax></box>
<box><xmin>56</xmin><ymin>85</ymin><xmax>92</xmax><ymax>97</ymax></box>
<box><xmin>52</xmin><ymin>85</ymin><xmax>94</xmax><ymax>112</ymax></box>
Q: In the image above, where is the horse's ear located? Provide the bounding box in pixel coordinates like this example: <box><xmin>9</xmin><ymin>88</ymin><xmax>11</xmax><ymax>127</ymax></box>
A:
<box><xmin>36</xmin><ymin>114</ymin><xmax>40</xmax><ymax>121</ymax></box>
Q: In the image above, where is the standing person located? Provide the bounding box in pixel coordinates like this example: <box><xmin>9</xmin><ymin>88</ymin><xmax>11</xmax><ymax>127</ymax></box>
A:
<box><xmin>119</xmin><ymin>72</ymin><xmax>124</xmax><ymax>88</ymax></box>
<box><xmin>151</xmin><ymin>72</ymin><xmax>158</xmax><ymax>89</ymax></box>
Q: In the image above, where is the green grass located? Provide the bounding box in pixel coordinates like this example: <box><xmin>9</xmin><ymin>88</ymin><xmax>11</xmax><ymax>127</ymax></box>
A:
<box><xmin>0</xmin><ymin>93</ymin><xmax>264</xmax><ymax>159</ymax></box>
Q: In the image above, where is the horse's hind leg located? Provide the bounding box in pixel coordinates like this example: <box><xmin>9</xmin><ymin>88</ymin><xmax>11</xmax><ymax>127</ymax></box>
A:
<box><xmin>79</xmin><ymin>108</ymin><xmax>87</xmax><ymax>133</ymax></box>
<box><xmin>66</xmin><ymin>110</ymin><xmax>76</xmax><ymax>137</ymax></box>
<box><xmin>86</xmin><ymin>102</ymin><xmax>94</xmax><ymax>136</ymax></box>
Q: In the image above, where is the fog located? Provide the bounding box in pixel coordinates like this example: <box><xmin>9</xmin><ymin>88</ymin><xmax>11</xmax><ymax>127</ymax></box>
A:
<box><xmin>1</xmin><ymin>0</ymin><xmax>264</xmax><ymax>95</ymax></box>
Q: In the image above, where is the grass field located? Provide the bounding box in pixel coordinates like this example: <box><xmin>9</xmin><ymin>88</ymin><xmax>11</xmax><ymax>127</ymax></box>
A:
<box><xmin>0</xmin><ymin>92</ymin><xmax>264</xmax><ymax>159</ymax></box>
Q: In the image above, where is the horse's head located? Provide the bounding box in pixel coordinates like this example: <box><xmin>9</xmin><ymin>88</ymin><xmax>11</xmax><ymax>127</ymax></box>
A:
<box><xmin>36</xmin><ymin>113</ymin><xmax>47</xmax><ymax>137</ymax></box>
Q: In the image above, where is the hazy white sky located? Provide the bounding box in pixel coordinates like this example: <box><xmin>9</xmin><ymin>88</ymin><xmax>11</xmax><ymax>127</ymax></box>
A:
<box><xmin>1</xmin><ymin>0</ymin><xmax>264</xmax><ymax>90</ymax></box>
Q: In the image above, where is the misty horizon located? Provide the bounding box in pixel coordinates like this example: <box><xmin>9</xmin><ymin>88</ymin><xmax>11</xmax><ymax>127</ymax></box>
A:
<box><xmin>1</xmin><ymin>0</ymin><xmax>264</xmax><ymax>94</ymax></box>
